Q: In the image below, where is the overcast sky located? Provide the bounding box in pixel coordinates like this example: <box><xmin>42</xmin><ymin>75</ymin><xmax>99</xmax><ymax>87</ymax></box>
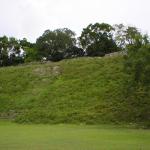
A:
<box><xmin>0</xmin><ymin>0</ymin><xmax>149</xmax><ymax>42</ymax></box>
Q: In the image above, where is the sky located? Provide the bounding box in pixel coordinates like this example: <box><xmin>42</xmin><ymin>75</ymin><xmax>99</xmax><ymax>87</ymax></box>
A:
<box><xmin>0</xmin><ymin>0</ymin><xmax>150</xmax><ymax>42</ymax></box>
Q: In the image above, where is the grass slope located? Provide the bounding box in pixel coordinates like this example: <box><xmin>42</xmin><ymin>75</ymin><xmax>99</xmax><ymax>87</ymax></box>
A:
<box><xmin>0</xmin><ymin>56</ymin><xmax>140</xmax><ymax>124</ymax></box>
<box><xmin>0</xmin><ymin>121</ymin><xmax>150</xmax><ymax>150</ymax></box>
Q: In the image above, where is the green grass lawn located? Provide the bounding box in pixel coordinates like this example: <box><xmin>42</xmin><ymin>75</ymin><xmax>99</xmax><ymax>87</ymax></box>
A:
<box><xmin>0</xmin><ymin>121</ymin><xmax>150</xmax><ymax>150</ymax></box>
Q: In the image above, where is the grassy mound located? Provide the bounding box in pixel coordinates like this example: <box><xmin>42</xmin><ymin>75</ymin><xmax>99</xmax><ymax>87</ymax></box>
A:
<box><xmin>0</xmin><ymin>56</ymin><xmax>147</xmax><ymax>125</ymax></box>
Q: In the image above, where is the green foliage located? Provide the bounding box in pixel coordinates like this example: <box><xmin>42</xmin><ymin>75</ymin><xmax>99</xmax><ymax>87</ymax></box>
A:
<box><xmin>1</xmin><ymin>23</ymin><xmax>149</xmax><ymax>65</ymax></box>
<box><xmin>0</xmin><ymin>36</ymin><xmax>25</xmax><ymax>66</ymax></box>
<box><xmin>114</xmin><ymin>24</ymin><xmax>149</xmax><ymax>50</ymax></box>
<box><xmin>36</xmin><ymin>28</ymin><xmax>76</xmax><ymax>61</ymax></box>
<box><xmin>79</xmin><ymin>23</ymin><xmax>118</xmax><ymax>56</ymax></box>
<box><xmin>24</xmin><ymin>47</ymin><xmax>39</xmax><ymax>62</ymax></box>
<box><xmin>0</xmin><ymin>36</ymin><xmax>9</xmax><ymax>66</ymax></box>
<box><xmin>124</xmin><ymin>44</ymin><xmax>150</xmax><ymax>125</ymax></box>
<box><xmin>20</xmin><ymin>38</ymin><xmax>34</xmax><ymax>48</ymax></box>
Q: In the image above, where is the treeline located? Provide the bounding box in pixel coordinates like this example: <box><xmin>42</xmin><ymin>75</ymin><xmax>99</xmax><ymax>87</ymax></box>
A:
<box><xmin>0</xmin><ymin>23</ymin><xmax>150</xmax><ymax>66</ymax></box>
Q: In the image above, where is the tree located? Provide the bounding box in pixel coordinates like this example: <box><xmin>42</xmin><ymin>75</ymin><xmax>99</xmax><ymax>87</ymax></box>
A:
<box><xmin>126</xmin><ymin>26</ymin><xmax>140</xmax><ymax>44</ymax></box>
<box><xmin>8</xmin><ymin>37</ymin><xmax>24</xmax><ymax>65</ymax></box>
<box><xmin>36</xmin><ymin>28</ymin><xmax>76</xmax><ymax>61</ymax></box>
<box><xmin>124</xmin><ymin>37</ymin><xmax>150</xmax><ymax>125</ymax></box>
<box><xmin>113</xmin><ymin>24</ymin><xmax>127</xmax><ymax>49</ymax></box>
<box><xmin>20</xmin><ymin>38</ymin><xmax>34</xmax><ymax>48</ymax></box>
<box><xmin>0</xmin><ymin>36</ymin><xmax>25</xmax><ymax>66</ymax></box>
<box><xmin>23</xmin><ymin>47</ymin><xmax>39</xmax><ymax>62</ymax></box>
<box><xmin>114</xmin><ymin>24</ymin><xmax>149</xmax><ymax>50</ymax></box>
<box><xmin>19</xmin><ymin>38</ymin><xmax>38</xmax><ymax>63</ymax></box>
<box><xmin>0</xmin><ymin>36</ymin><xmax>9</xmax><ymax>66</ymax></box>
<box><xmin>79</xmin><ymin>23</ymin><xmax>118</xmax><ymax>56</ymax></box>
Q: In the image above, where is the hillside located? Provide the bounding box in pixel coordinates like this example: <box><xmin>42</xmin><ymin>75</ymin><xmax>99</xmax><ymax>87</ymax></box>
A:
<box><xmin>0</xmin><ymin>56</ymin><xmax>146</xmax><ymax>125</ymax></box>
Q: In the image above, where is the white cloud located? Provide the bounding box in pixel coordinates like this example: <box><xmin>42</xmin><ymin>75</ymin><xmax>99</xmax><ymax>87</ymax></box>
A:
<box><xmin>0</xmin><ymin>0</ymin><xmax>149</xmax><ymax>42</ymax></box>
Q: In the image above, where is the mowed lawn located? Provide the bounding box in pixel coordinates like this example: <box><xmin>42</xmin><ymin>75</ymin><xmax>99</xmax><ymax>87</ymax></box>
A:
<box><xmin>0</xmin><ymin>121</ymin><xmax>150</xmax><ymax>150</ymax></box>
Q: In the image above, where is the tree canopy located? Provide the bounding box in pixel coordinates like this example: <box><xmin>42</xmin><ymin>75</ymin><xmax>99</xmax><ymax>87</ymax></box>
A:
<box><xmin>36</xmin><ymin>28</ymin><xmax>76</xmax><ymax>61</ymax></box>
<box><xmin>0</xmin><ymin>23</ymin><xmax>150</xmax><ymax>66</ymax></box>
<box><xmin>79</xmin><ymin>23</ymin><xmax>119</xmax><ymax>56</ymax></box>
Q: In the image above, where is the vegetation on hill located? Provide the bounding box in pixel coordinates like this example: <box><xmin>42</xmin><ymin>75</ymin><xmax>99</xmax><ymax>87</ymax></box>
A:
<box><xmin>0</xmin><ymin>55</ymin><xmax>149</xmax><ymax>127</ymax></box>
<box><xmin>123</xmin><ymin>44</ymin><xmax>150</xmax><ymax>127</ymax></box>
<box><xmin>0</xmin><ymin>22</ymin><xmax>149</xmax><ymax>127</ymax></box>
<box><xmin>0</xmin><ymin>55</ymin><xmax>123</xmax><ymax>124</ymax></box>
